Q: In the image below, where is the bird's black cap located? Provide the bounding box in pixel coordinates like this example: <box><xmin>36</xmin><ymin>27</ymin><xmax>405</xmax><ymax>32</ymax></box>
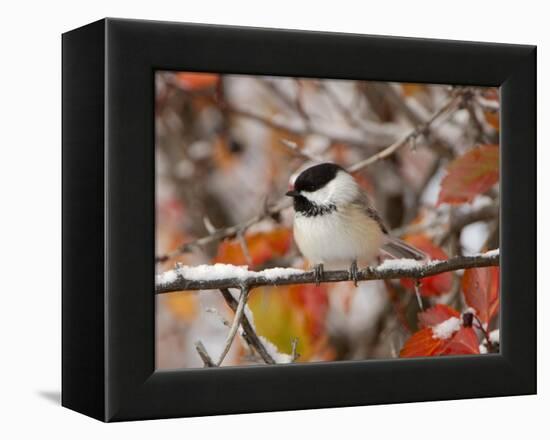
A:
<box><xmin>291</xmin><ymin>163</ymin><xmax>344</xmax><ymax>193</ymax></box>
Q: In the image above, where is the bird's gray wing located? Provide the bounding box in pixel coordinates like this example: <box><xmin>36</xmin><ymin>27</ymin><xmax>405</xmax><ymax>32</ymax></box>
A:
<box><xmin>352</xmin><ymin>190</ymin><xmax>388</xmax><ymax>234</ymax></box>
<box><xmin>353</xmin><ymin>190</ymin><xmax>426</xmax><ymax>260</ymax></box>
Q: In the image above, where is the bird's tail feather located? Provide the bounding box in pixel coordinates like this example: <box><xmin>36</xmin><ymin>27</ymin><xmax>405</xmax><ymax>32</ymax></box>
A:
<box><xmin>381</xmin><ymin>237</ymin><xmax>427</xmax><ymax>261</ymax></box>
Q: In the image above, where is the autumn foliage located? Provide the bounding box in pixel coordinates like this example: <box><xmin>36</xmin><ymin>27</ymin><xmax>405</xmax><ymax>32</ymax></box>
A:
<box><xmin>155</xmin><ymin>71</ymin><xmax>500</xmax><ymax>369</ymax></box>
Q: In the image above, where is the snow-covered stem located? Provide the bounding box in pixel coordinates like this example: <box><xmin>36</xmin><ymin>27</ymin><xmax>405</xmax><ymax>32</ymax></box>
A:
<box><xmin>156</xmin><ymin>251</ymin><xmax>499</xmax><ymax>294</ymax></box>
<box><xmin>156</xmin><ymin>89</ymin><xmax>468</xmax><ymax>264</ymax></box>
<box><xmin>219</xmin><ymin>288</ymin><xmax>276</xmax><ymax>364</ymax></box>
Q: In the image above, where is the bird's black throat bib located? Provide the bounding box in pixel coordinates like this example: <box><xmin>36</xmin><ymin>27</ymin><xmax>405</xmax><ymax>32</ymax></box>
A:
<box><xmin>293</xmin><ymin>196</ymin><xmax>337</xmax><ymax>218</ymax></box>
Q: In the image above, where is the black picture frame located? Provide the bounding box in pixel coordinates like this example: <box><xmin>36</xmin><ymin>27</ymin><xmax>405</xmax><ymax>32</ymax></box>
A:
<box><xmin>62</xmin><ymin>18</ymin><xmax>536</xmax><ymax>422</ymax></box>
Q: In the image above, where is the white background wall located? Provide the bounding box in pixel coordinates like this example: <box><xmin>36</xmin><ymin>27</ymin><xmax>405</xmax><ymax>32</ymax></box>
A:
<box><xmin>0</xmin><ymin>1</ymin><xmax>545</xmax><ymax>437</ymax></box>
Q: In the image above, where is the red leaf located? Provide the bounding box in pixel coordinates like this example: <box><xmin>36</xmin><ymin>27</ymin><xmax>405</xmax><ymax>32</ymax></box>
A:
<box><xmin>462</xmin><ymin>266</ymin><xmax>500</xmax><ymax>324</ymax></box>
<box><xmin>418</xmin><ymin>304</ymin><xmax>460</xmax><ymax>328</ymax></box>
<box><xmin>437</xmin><ymin>145</ymin><xmax>499</xmax><ymax>206</ymax></box>
<box><xmin>400</xmin><ymin>235</ymin><xmax>452</xmax><ymax>296</ymax></box>
<box><xmin>401</xmin><ymin>324</ymin><xmax>480</xmax><ymax>358</ymax></box>
<box><xmin>288</xmin><ymin>284</ymin><xmax>329</xmax><ymax>339</ymax></box>
<box><xmin>441</xmin><ymin>327</ymin><xmax>480</xmax><ymax>355</ymax></box>
<box><xmin>400</xmin><ymin>328</ymin><xmax>446</xmax><ymax>358</ymax></box>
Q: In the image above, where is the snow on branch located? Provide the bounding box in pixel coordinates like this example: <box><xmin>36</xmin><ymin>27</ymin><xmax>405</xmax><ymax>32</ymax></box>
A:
<box><xmin>156</xmin><ymin>250</ymin><xmax>499</xmax><ymax>294</ymax></box>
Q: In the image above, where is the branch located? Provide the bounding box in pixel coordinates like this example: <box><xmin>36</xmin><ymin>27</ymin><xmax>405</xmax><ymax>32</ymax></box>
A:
<box><xmin>394</xmin><ymin>201</ymin><xmax>499</xmax><ymax>238</ymax></box>
<box><xmin>156</xmin><ymin>89</ymin><xmax>466</xmax><ymax>263</ymax></box>
<box><xmin>219</xmin><ymin>288</ymin><xmax>276</xmax><ymax>364</ymax></box>
<box><xmin>156</xmin><ymin>251</ymin><xmax>499</xmax><ymax>294</ymax></box>
<box><xmin>347</xmin><ymin>90</ymin><xmax>463</xmax><ymax>173</ymax></box>
<box><xmin>194</xmin><ymin>341</ymin><xmax>216</xmax><ymax>367</ymax></box>
<box><xmin>216</xmin><ymin>286</ymin><xmax>250</xmax><ymax>366</ymax></box>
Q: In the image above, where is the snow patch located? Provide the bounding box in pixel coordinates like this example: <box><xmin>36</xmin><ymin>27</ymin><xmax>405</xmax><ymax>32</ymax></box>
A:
<box><xmin>489</xmin><ymin>329</ymin><xmax>500</xmax><ymax>344</ymax></box>
<box><xmin>378</xmin><ymin>258</ymin><xmax>438</xmax><ymax>271</ymax></box>
<box><xmin>156</xmin><ymin>264</ymin><xmax>305</xmax><ymax>285</ymax></box>
<box><xmin>259</xmin><ymin>336</ymin><xmax>293</xmax><ymax>364</ymax></box>
<box><xmin>156</xmin><ymin>270</ymin><xmax>178</xmax><ymax>286</ymax></box>
<box><xmin>259</xmin><ymin>267</ymin><xmax>305</xmax><ymax>280</ymax></box>
<box><xmin>482</xmin><ymin>248</ymin><xmax>500</xmax><ymax>258</ymax></box>
<box><xmin>432</xmin><ymin>317</ymin><xmax>461</xmax><ymax>340</ymax></box>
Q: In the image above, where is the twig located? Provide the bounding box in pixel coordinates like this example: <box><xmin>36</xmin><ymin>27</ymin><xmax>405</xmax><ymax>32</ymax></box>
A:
<box><xmin>226</xmin><ymin>103</ymin><xmax>395</xmax><ymax>149</ymax></box>
<box><xmin>156</xmin><ymin>251</ymin><xmax>499</xmax><ymax>294</ymax></box>
<box><xmin>291</xmin><ymin>337</ymin><xmax>300</xmax><ymax>362</ymax></box>
<box><xmin>394</xmin><ymin>202</ymin><xmax>499</xmax><ymax>239</ymax></box>
<box><xmin>320</xmin><ymin>82</ymin><xmax>369</xmax><ymax>135</ymax></box>
<box><xmin>219</xmin><ymin>288</ymin><xmax>276</xmax><ymax>364</ymax></box>
<box><xmin>279</xmin><ymin>139</ymin><xmax>321</xmax><ymax>163</ymax></box>
<box><xmin>347</xmin><ymin>91</ymin><xmax>463</xmax><ymax>173</ymax></box>
<box><xmin>414</xmin><ymin>280</ymin><xmax>424</xmax><ymax>311</ymax></box>
<box><xmin>476</xmin><ymin>95</ymin><xmax>500</xmax><ymax>113</ymax></box>
<box><xmin>195</xmin><ymin>341</ymin><xmax>216</xmax><ymax>367</ymax></box>
<box><xmin>237</xmin><ymin>232</ymin><xmax>252</xmax><ymax>265</ymax></box>
<box><xmin>473</xmin><ymin>315</ymin><xmax>494</xmax><ymax>351</ymax></box>
<box><xmin>217</xmin><ymin>287</ymin><xmax>250</xmax><ymax>366</ymax></box>
<box><xmin>438</xmin><ymin>203</ymin><xmax>499</xmax><ymax>245</ymax></box>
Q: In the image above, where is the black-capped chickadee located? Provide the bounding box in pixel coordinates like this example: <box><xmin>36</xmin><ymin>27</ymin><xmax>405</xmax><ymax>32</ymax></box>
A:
<box><xmin>286</xmin><ymin>163</ymin><xmax>425</xmax><ymax>284</ymax></box>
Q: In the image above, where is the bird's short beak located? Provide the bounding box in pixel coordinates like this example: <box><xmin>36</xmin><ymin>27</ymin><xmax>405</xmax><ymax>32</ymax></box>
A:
<box><xmin>286</xmin><ymin>189</ymin><xmax>300</xmax><ymax>197</ymax></box>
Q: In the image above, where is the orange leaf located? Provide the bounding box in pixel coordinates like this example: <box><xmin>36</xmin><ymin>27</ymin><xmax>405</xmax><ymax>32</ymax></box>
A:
<box><xmin>401</xmin><ymin>83</ymin><xmax>424</xmax><ymax>96</ymax></box>
<box><xmin>175</xmin><ymin>72</ymin><xmax>219</xmax><ymax>91</ymax></box>
<box><xmin>214</xmin><ymin>228</ymin><xmax>292</xmax><ymax>268</ymax></box>
<box><xmin>164</xmin><ymin>292</ymin><xmax>197</xmax><ymax>321</ymax></box>
<box><xmin>400</xmin><ymin>235</ymin><xmax>452</xmax><ymax>296</ymax></box>
<box><xmin>418</xmin><ymin>304</ymin><xmax>460</xmax><ymax>328</ymax></box>
<box><xmin>400</xmin><ymin>328</ymin><xmax>446</xmax><ymax>358</ymax></box>
<box><xmin>462</xmin><ymin>266</ymin><xmax>500</xmax><ymax>324</ymax></box>
<box><xmin>441</xmin><ymin>327</ymin><xmax>480</xmax><ymax>355</ymax></box>
<box><xmin>485</xmin><ymin>112</ymin><xmax>499</xmax><ymax>130</ymax></box>
<box><xmin>437</xmin><ymin>145</ymin><xmax>499</xmax><ymax>206</ymax></box>
<box><xmin>401</xmin><ymin>324</ymin><xmax>480</xmax><ymax>358</ymax></box>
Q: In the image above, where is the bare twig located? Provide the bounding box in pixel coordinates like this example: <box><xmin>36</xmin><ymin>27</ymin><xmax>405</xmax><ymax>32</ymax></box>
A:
<box><xmin>226</xmin><ymin>103</ymin><xmax>396</xmax><ymax>149</ymax></box>
<box><xmin>394</xmin><ymin>202</ymin><xmax>499</xmax><ymax>239</ymax></box>
<box><xmin>438</xmin><ymin>203</ymin><xmax>499</xmax><ymax>245</ymax></box>
<box><xmin>216</xmin><ymin>287</ymin><xmax>251</xmax><ymax>366</ymax></box>
<box><xmin>219</xmin><ymin>288</ymin><xmax>276</xmax><ymax>364</ymax></box>
<box><xmin>476</xmin><ymin>95</ymin><xmax>500</xmax><ymax>113</ymax></box>
<box><xmin>320</xmin><ymin>82</ymin><xmax>369</xmax><ymax>135</ymax></box>
<box><xmin>414</xmin><ymin>280</ymin><xmax>424</xmax><ymax>311</ymax></box>
<box><xmin>279</xmin><ymin>139</ymin><xmax>321</xmax><ymax>163</ymax></box>
<box><xmin>347</xmin><ymin>91</ymin><xmax>463</xmax><ymax>173</ymax></box>
<box><xmin>156</xmin><ymin>251</ymin><xmax>499</xmax><ymax>294</ymax></box>
<box><xmin>237</xmin><ymin>232</ymin><xmax>252</xmax><ymax>265</ymax></box>
<box><xmin>195</xmin><ymin>341</ymin><xmax>216</xmax><ymax>367</ymax></box>
<box><xmin>291</xmin><ymin>337</ymin><xmax>300</xmax><ymax>362</ymax></box>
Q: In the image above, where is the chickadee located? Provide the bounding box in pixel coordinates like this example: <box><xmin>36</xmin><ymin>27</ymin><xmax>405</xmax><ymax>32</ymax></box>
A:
<box><xmin>286</xmin><ymin>162</ymin><xmax>425</xmax><ymax>284</ymax></box>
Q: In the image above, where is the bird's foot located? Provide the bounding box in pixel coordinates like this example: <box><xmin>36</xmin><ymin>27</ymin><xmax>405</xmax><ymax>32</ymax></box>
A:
<box><xmin>313</xmin><ymin>263</ymin><xmax>324</xmax><ymax>286</ymax></box>
<box><xmin>349</xmin><ymin>260</ymin><xmax>359</xmax><ymax>287</ymax></box>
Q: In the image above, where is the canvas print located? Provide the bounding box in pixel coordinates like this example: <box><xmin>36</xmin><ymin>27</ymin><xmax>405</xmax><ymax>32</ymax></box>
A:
<box><xmin>155</xmin><ymin>72</ymin><xmax>500</xmax><ymax>369</ymax></box>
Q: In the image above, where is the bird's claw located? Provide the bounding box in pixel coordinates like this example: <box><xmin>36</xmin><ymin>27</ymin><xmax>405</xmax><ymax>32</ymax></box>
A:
<box><xmin>313</xmin><ymin>263</ymin><xmax>324</xmax><ymax>286</ymax></box>
<box><xmin>349</xmin><ymin>260</ymin><xmax>359</xmax><ymax>287</ymax></box>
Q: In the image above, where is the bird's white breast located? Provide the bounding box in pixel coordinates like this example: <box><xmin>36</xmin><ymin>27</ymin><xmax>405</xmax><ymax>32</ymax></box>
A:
<box><xmin>293</xmin><ymin>205</ymin><xmax>384</xmax><ymax>269</ymax></box>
